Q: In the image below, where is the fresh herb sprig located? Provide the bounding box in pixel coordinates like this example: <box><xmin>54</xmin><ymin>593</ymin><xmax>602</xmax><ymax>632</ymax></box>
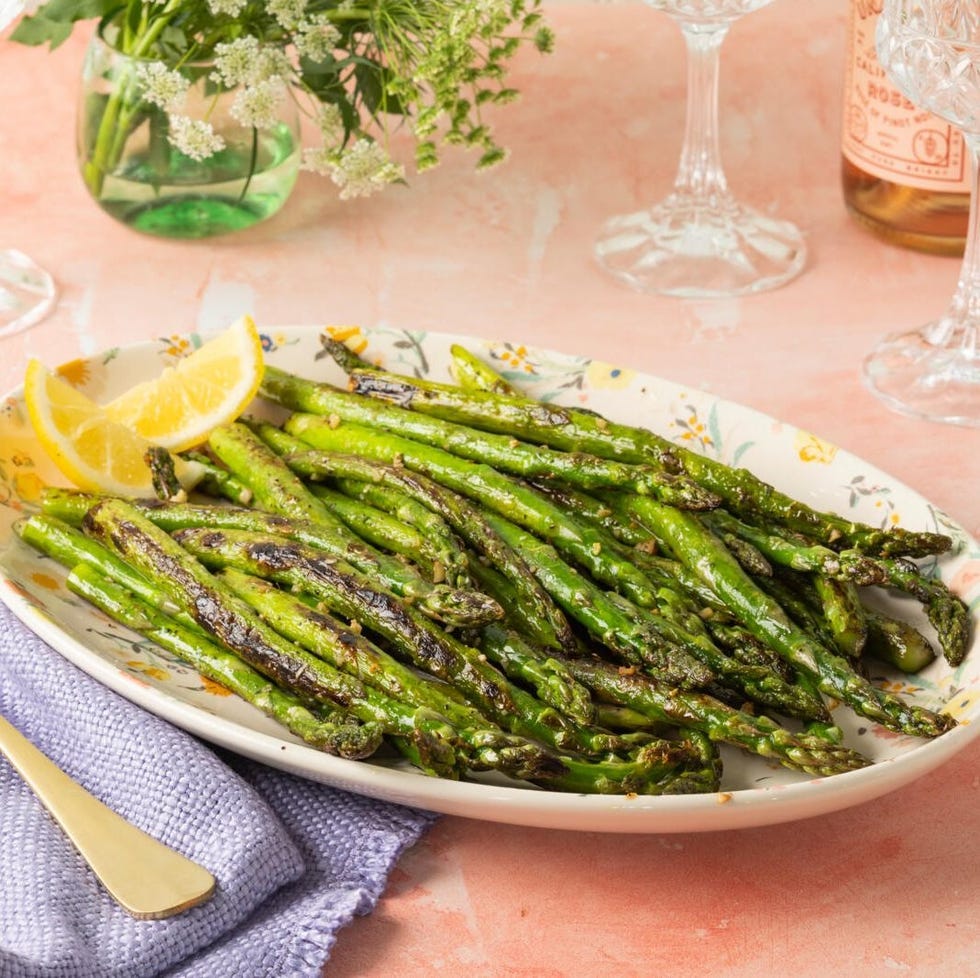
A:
<box><xmin>13</xmin><ymin>0</ymin><xmax>554</xmax><ymax>198</ymax></box>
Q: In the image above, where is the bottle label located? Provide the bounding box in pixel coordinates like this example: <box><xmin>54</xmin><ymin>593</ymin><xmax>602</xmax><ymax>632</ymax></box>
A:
<box><xmin>842</xmin><ymin>1</ymin><xmax>972</xmax><ymax>192</ymax></box>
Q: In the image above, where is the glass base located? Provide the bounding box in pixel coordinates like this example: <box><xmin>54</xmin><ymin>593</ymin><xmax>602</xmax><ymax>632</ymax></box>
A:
<box><xmin>594</xmin><ymin>193</ymin><xmax>807</xmax><ymax>298</ymax></box>
<box><xmin>0</xmin><ymin>249</ymin><xmax>57</xmax><ymax>338</ymax></box>
<box><xmin>863</xmin><ymin>326</ymin><xmax>980</xmax><ymax>427</ymax></box>
<box><xmin>84</xmin><ymin>117</ymin><xmax>300</xmax><ymax>240</ymax></box>
<box><xmin>98</xmin><ymin>193</ymin><xmax>292</xmax><ymax>239</ymax></box>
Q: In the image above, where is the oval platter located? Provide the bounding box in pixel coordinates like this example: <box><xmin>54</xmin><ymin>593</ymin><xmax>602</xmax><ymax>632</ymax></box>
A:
<box><xmin>0</xmin><ymin>324</ymin><xmax>977</xmax><ymax>833</ymax></box>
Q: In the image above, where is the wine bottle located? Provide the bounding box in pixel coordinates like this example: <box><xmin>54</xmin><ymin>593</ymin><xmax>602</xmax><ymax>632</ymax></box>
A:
<box><xmin>841</xmin><ymin>0</ymin><xmax>970</xmax><ymax>256</ymax></box>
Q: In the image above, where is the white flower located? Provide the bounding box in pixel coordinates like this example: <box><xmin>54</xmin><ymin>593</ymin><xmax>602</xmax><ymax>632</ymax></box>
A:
<box><xmin>232</xmin><ymin>77</ymin><xmax>286</xmax><ymax>130</ymax></box>
<box><xmin>254</xmin><ymin>46</ymin><xmax>293</xmax><ymax>81</ymax></box>
<box><xmin>315</xmin><ymin>103</ymin><xmax>345</xmax><ymax>144</ymax></box>
<box><xmin>321</xmin><ymin>138</ymin><xmax>404</xmax><ymax>200</ymax></box>
<box><xmin>212</xmin><ymin>36</ymin><xmax>292</xmax><ymax>89</ymax></box>
<box><xmin>300</xmin><ymin>145</ymin><xmax>338</xmax><ymax>177</ymax></box>
<box><xmin>212</xmin><ymin>37</ymin><xmax>260</xmax><ymax>87</ymax></box>
<box><xmin>268</xmin><ymin>0</ymin><xmax>306</xmax><ymax>29</ymax></box>
<box><xmin>295</xmin><ymin>15</ymin><xmax>341</xmax><ymax>62</ymax></box>
<box><xmin>207</xmin><ymin>0</ymin><xmax>248</xmax><ymax>15</ymax></box>
<box><xmin>168</xmin><ymin>115</ymin><xmax>226</xmax><ymax>161</ymax></box>
<box><xmin>136</xmin><ymin>61</ymin><xmax>189</xmax><ymax>112</ymax></box>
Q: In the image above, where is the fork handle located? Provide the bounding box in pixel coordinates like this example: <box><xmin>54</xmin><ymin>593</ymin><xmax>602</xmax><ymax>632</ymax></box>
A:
<box><xmin>0</xmin><ymin>713</ymin><xmax>215</xmax><ymax>919</ymax></box>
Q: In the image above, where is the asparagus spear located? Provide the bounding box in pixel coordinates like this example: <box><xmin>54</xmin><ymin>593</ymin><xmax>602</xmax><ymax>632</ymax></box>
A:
<box><xmin>329</xmin><ymin>362</ymin><xmax>951</xmax><ymax>558</ymax></box>
<box><xmin>172</xmin><ymin>529</ymin><xmax>708</xmax><ymax>793</ymax></box>
<box><xmin>316</xmin><ymin>335</ymin><xmax>378</xmax><ymax>374</ymax></box>
<box><xmin>812</xmin><ymin>575</ymin><xmax>869</xmax><ymax>659</ymax></box>
<box><xmin>18</xmin><ymin>513</ymin><xmax>200</xmax><ymax>632</ymax></box>
<box><xmin>250</xmin><ymin>420</ymin><xmax>472</xmax><ymax>586</ymax></box>
<box><xmin>144</xmin><ymin>446</ymin><xmax>189</xmax><ymax>502</ymax></box>
<box><xmin>454</xmin><ymin>510</ymin><xmax>715</xmax><ymax>688</ymax></box>
<box><xmin>465</xmin><ymin>558</ymin><xmax>581</xmax><ymax>656</ymax></box>
<box><xmin>477</xmin><ymin>622</ymin><xmax>596</xmax><ymax>727</ymax></box>
<box><xmin>64</xmin><ymin>501</ymin><xmax>480</xmax><ymax>775</ymax></box>
<box><xmin>206</xmin><ymin>423</ymin><xmax>497</xmax><ymax>622</ymax></box>
<box><xmin>710</xmin><ymin>528</ymin><xmax>773</xmax><ymax>579</ymax></box>
<box><xmin>865</xmin><ymin>611</ymin><xmax>937</xmax><ymax>674</ymax></box>
<box><xmin>706</xmin><ymin>619</ymin><xmax>794</xmax><ymax>681</ymax></box>
<box><xmin>66</xmin><ymin>564</ymin><xmax>384</xmax><ymax>759</ymax></box>
<box><xmin>38</xmin><ymin>488</ymin><xmax>501</xmax><ymax>630</ymax></box>
<box><xmin>448</xmin><ymin>343</ymin><xmax>520</xmax><ymax>394</ymax></box>
<box><xmin>260</xmin><ymin>365</ymin><xmax>719</xmax><ymax>510</ymax></box>
<box><xmin>484</xmin><ymin>508</ymin><xmax>825</xmax><ymax>720</ymax></box>
<box><xmin>79</xmin><ymin>499</ymin><xmax>462</xmax><ymax>771</ymax></box>
<box><xmin>283</xmin><ymin>415</ymin><xmax>681</xmax><ymax>615</ymax></box>
<box><xmin>620</xmin><ymin>495</ymin><xmax>956</xmax><ymax>738</ymax></box>
<box><xmin>220</xmin><ymin>568</ymin><xmax>574</xmax><ymax>783</ymax></box>
<box><xmin>180</xmin><ymin>451</ymin><xmax>253</xmax><ymax>505</ymax></box>
<box><xmin>308</xmin><ymin>483</ymin><xmax>462</xmax><ymax>584</ymax></box>
<box><xmin>333</xmin><ymin>477</ymin><xmax>462</xmax><ymax>554</ymax></box>
<box><xmin>272</xmin><ymin>443</ymin><xmax>576</xmax><ymax>653</ymax></box>
<box><xmin>703</xmin><ymin>509</ymin><xmax>885</xmax><ymax>585</ymax></box>
<box><xmin>566</xmin><ymin>658</ymin><xmax>869</xmax><ymax>777</ymax></box>
<box><xmin>878</xmin><ymin>557</ymin><xmax>972</xmax><ymax>666</ymax></box>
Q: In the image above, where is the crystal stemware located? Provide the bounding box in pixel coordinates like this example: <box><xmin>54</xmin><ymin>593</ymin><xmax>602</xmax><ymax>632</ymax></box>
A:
<box><xmin>594</xmin><ymin>0</ymin><xmax>806</xmax><ymax>298</ymax></box>
<box><xmin>0</xmin><ymin>249</ymin><xmax>56</xmax><ymax>337</ymax></box>
<box><xmin>862</xmin><ymin>0</ymin><xmax>980</xmax><ymax>426</ymax></box>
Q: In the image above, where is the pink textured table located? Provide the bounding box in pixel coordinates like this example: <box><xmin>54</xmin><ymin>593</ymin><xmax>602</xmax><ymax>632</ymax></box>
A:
<box><xmin>3</xmin><ymin>3</ymin><xmax>979</xmax><ymax>976</ymax></box>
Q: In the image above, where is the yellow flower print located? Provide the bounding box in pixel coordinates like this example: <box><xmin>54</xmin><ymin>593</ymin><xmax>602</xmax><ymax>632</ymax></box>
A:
<box><xmin>201</xmin><ymin>676</ymin><xmax>233</xmax><ymax>697</ymax></box>
<box><xmin>794</xmin><ymin>430</ymin><xmax>838</xmax><ymax>465</ymax></box>
<box><xmin>325</xmin><ymin>324</ymin><xmax>368</xmax><ymax>355</ymax></box>
<box><xmin>585</xmin><ymin>360</ymin><xmax>635</xmax><ymax>390</ymax></box>
<box><xmin>13</xmin><ymin>471</ymin><xmax>45</xmax><ymax>504</ymax></box>
<box><xmin>671</xmin><ymin>407</ymin><xmax>714</xmax><ymax>452</ymax></box>
<box><xmin>55</xmin><ymin>358</ymin><xmax>91</xmax><ymax>388</ymax></box>
<box><xmin>163</xmin><ymin>335</ymin><xmax>193</xmax><ymax>358</ymax></box>
<box><xmin>28</xmin><ymin>571</ymin><xmax>60</xmax><ymax>592</ymax></box>
<box><xmin>126</xmin><ymin>660</ymin><xmax>171</xmax><ymax>682</ymax></box>
<box><xmin>493</xmin><ymin>343</ymin><xmax>536</xmax><ymax>374</ymax></box>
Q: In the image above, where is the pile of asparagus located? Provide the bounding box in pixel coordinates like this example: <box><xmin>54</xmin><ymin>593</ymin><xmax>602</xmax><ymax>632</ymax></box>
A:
<box><xmin>16</xmin><ymin>340</ymin><xmax>972</xmax><ymax>796</ymax></box>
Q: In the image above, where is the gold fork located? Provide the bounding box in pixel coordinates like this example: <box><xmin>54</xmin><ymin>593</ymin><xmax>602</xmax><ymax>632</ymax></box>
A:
<box><xmin>0</xmin><ymin>713</ymin><xmax>216</xmax><ymax>919</ymax></box>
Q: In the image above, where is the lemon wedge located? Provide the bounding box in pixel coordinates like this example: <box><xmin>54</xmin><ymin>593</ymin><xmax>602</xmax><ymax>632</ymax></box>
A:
<box><xmin>103</xmin><ymin>314</ymin><xmax>265</xmax><ymax>452</ymax></box>
<box><xmin>23</xmin><ymin>359</ymin><xmax>203</xmax><ymax>498</ymax></box>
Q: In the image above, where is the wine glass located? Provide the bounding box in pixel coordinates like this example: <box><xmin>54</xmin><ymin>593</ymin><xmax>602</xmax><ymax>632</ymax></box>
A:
<box><xmin>0</xmin><ymin>249</ymin><xmax>56</xmax><ymax>337</ymax></box>
<box><xmin>593</xmin><ymin>0</ymin><xmax>806</xmax><ymax>298</ymax></box>
<box><xmin>1</xmin><ymin>2</ymin><xmax>57</xmax><ymax>337</ymax></box>
<box><xmin>862</xmin><ymin>0</ymin><xmax>980</xmax><ymax>426</ymax></box>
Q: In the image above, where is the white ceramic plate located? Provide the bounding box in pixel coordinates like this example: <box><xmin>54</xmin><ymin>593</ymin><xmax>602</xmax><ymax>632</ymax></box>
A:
<box><xmin>1</xmin><ymin>325</ymin><xmax>978</xmax><ymax>833</ymax></box>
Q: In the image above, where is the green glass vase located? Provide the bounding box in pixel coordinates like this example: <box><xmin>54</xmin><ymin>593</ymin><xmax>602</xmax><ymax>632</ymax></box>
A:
<box><xmin>77</xmin><ymin>28</ymin><xmax>301</xmax><ymax>239</ymax></box>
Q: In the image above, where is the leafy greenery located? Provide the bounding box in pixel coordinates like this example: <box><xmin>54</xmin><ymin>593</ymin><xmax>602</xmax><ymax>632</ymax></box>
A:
<box><xmin>12</xmin><ymin>0</ymin><xmax>554</xmax><ymax>197</ymax></box>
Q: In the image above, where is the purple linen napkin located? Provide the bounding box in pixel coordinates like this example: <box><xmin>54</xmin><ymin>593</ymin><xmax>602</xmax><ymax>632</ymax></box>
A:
<box><xmin>0</xmin><ymin>599</ymin><xmax>437</xmax><ymax>978</ymax></box>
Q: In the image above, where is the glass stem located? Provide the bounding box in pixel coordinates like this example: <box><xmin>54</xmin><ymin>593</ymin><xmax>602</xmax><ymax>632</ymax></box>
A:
<box><xmin>674</xmin><ymin>22</ymin><xmax>731</xmax><ymax>201</ymax></box>
<box><xmin>938</xmin><ymin>133</ymin><xmax>980</xmax><ymax>360</ymax></box>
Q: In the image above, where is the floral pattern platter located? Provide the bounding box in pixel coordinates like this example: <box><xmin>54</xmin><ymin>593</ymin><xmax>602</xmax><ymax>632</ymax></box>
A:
<box><xmin>1</xmin><ymin>325</ymin><xmax>978</xmax><ymax>834</ymax></box>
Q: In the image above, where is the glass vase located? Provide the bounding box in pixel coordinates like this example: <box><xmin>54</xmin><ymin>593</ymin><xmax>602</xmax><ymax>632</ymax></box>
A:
<box><xmin>77</xmin><ymin>28</ymin><xmax>301</xmax><ymax>239</ymax></box>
